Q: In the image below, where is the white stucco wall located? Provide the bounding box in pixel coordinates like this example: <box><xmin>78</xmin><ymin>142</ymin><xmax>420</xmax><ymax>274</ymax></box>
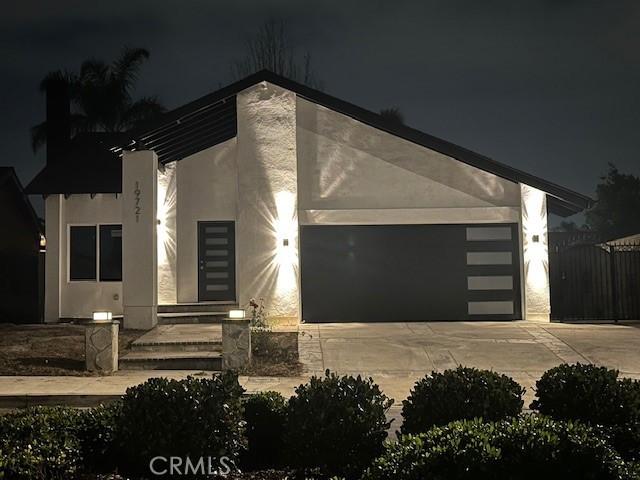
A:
<box><xmin>237</xmin><ymin>83</ymin><xmax>299</xmax><ymax>319</ymax></box>
<box><xmin>58</xmin><ymin>194</ymin><xmax>123</xmax><ymax>318</ymax></box>
<box><xmin>297</xmin><ymin>98</ymin><xmax>521</xmax><ymax>224</ymax></box>
<box><xmin>176</xmin><ymin>138</ymin><xmax>238</xmax><ymax>303</ymax></box>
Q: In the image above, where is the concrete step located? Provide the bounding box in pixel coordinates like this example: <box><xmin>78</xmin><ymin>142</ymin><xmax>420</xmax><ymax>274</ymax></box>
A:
<box><xmin>158</xmin><ymin>312</ymin><xmax>227</xmax><ymax>325</ymax></box>
<box><xmin>158</xmin><ymin>302</ymin><xmax>238</xmax><ymax>314</ymax></box>
<box><xmin>119</xmin><ymin>351</ymin><xmax>222</xmax><ymax>370</ymax></box>
<box><xmin>130</xmin><ymin>340</ymin><xmax>222</xmax><ymax>353</ymax></box>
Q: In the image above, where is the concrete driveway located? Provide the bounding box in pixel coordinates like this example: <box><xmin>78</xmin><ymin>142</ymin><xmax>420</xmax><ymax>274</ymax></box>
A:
<box><xmin>299</xmin><ymin>321</ymin><xmax>640</xmax><ymax>408</ymax></box>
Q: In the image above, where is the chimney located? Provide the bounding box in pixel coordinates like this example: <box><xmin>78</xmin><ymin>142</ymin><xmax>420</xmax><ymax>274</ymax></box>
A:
<box><xmin>45</xmin><ymin>78</ymin><xmax>70</xmax><ymax>165</ymax></box>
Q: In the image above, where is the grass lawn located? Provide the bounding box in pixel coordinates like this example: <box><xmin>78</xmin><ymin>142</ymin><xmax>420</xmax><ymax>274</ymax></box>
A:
<box><xmin>0</xmin><ymin>323</ymin><xmax>142</xmax><ymax>376</ymax></box>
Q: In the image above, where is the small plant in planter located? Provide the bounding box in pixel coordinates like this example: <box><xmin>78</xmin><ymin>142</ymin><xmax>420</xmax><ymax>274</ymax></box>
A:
<box><xmin>247</xmin><ymin>297</ymin><xmax>269</xmax><ymax>330</ymax></box>
<box><xmin>401</xmin><ymin>366</ymin><xmax>525</xmax><ymax>434</ymax></box>
<box><xmin>285</xmin><ymin>370</ymin><xmax>394</xmax><ymax>480</ymax></box>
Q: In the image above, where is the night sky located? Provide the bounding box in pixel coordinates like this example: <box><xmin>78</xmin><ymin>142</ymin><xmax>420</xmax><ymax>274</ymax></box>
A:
<box><xmin>2</xmin><ymin>0</ymin><xmax>639</xmax><ymax>219</ymax></box>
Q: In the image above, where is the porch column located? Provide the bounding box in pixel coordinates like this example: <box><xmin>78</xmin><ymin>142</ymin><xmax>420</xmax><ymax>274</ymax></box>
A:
<box><xmin>520</xmin><ymin>184</ymin><xmax>551</xmax><ymax>321</ymax></box>
<box><xmin>122</xmin><ymin>150</ymin><xmax>158</xmax><ymax>330</ymax></box>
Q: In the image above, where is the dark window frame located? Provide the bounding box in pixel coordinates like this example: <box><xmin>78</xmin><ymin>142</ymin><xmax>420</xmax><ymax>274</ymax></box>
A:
<box><xmin>99</xmin><ymin>224</ymin><xmax>123</xmax><ymax>282</ymax></box>
<box><xmin>68</xmin><ymin>224</ymin><xmax>122</xmax><ymax>282</ymax></box>
<box><xmin>68</xmin><ymin>225</ymin><xmax>97</xmax><ymax>281</ymax></box>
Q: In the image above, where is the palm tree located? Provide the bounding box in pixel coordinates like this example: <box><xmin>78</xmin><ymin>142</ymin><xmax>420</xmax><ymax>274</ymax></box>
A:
<box><xmin>31</xmin><ymin>47</ymin><xmax>165</xmax><ymax>152</ymax></box>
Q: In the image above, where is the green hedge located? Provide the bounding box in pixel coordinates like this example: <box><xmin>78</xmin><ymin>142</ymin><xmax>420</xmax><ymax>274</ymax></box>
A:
<box><xmin>401</xmin><ymin>366</ymin><xmax>524</xmax><ymax>434</ymax></box>
<box><xmin>364</xmin><ymin>415</ymin><xmax>638</xmax><ymax>480</ymax></box>
<box><xmin>117</xmin><ymin>372</ymin><xmax>246</xmax><ymax>475</ymax></box>
<box><xmin>76</xmin><ymin>402</ymin><xmax>122</xmax><ymax>474</ymax></box>
<box><xmin>241</xmin><ymin>391</ymin><xmax>288</xmax><ymax>470</ymax></box>
<box><xmin>285</xmin><ymin>370</ymin><xmax>393</xmax><ymax>479</ymax></box>
<box><xmin>531</xmin><ymin>363</ymin><xmax>640</xmax><ymax>461</ymax></box>
<box><xmin>0</xmin><ymin>406</ymin><xmax>83</xmax><ymax>480</ymax></box>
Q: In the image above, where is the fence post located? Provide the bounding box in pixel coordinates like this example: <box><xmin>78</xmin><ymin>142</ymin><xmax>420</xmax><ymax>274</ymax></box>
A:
<box><xmin>609</xmin><ymin>246</ymin><xmax>619</xmax><ymax>323</ymax></box>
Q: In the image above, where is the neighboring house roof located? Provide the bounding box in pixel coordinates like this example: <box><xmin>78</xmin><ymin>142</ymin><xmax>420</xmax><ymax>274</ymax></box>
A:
<box><xmin>0</xmin><ymin>167</ymin><xmax>43</xmax><ymax>235</ymax></box>
<box><xmin>26</xmin><ymin>70</ymin><xmax>592</xmax><ymax>215</ymax></box>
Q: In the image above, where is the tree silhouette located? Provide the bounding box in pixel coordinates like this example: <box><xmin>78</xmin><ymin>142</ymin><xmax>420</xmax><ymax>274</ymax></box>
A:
<box><xmin>586</xmin><ymin>164</ymin><xmax>640</xmax><ymax>240</ymax></box>
<box><xmin>31</xmin><ymin>46</ymin><xmax>164</xmax><ymax>152</ymax></box>
<box><xmin>231</xmin><ymin>19</ymin><xmax>322</xmax><ymax>89</ymax></box>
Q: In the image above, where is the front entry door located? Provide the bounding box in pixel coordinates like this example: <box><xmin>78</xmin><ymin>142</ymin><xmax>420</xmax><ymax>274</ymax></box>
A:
<box><xmin>198</xmin><ymin>221</ymin><xmax>236</xmax><ymax>301</ymax></box>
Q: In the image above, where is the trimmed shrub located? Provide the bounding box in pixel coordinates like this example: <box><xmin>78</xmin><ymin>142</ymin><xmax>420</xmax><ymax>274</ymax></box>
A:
<box><xmin>531</xmin><ymin>363</ymin><xmax>640</xmax><ymax>460</ymax></box>
<box><xmin>401</xmin><ymin>366</ymin><xmax>524</xmax><ymax>434</ymax></box>
<box><xmin>117</xmin><ymin>372</ymin><xmax>246</xmax><ymax>475</ymax></box>
<box><xmin>285</xmin><ymin>370</ymin><xmax>393</xmax><ymax>479</ymax></box>
<box><xmin>76</xmin><ymin>401</ymin><xmax>123</xmax><ymax>473</ymax></box>
<box><xmin>241</xmin><ymin>391</ymin><xmax>287</xmax><ymax>470</ymax></box>
<box><xmin>364</xmin><ymin>415</ymin><xmax>638</xmax><ymax>480</ymax></box>
<box><xmin>0</xmin><ymin>406</ymin><xmax>83</xmax><ymax>480</ymax></box>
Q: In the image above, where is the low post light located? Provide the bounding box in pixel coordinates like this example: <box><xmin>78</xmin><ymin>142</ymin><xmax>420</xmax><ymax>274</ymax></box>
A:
<box><xmin>228</xmin><ymin>309</ymin><xmax>246</xmax><ymax>320</ymax></box>
<box><xmin>92</xmin><ymin>311</ymin><xmax>113</xmax><ymax>322</ymax></box>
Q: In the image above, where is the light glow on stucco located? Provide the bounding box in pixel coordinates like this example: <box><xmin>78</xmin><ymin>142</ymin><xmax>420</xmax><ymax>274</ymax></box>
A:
<box><xmin>157</xmin><ymin>163</ymin><xmax>177</xmax><ymax>304</ymax></box>
<box><xmin>521</xmin><ymin>184</ymin><xmax>551</xmax><ymax>317</ymax></box>
<box><xmin>274</xmin><ymin>191</ymin><xmax>298</xmax><ymax>294</ymax></box>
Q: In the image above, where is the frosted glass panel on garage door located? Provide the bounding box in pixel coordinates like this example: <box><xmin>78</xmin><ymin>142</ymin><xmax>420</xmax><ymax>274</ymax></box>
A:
<box><xmin>466</xmin><ymin>252</ymin><xmax>513</xmax><ymax>265</ymax></box>
<box><xmin>466</xmin><ymin>226</ymin><xmax>512</xmax><ymax>241</ymax></box>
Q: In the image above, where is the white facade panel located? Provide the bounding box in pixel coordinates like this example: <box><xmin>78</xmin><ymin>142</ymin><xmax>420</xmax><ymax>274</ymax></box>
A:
<box><xmin>175</xmin><ymin>138</ymin><xmax>238</xmax><ymax>303</ymax></box>
<box><xmin>58</xmin><ymin>193</ymin><xmax>123</xmax><ymax>319</ymax></box>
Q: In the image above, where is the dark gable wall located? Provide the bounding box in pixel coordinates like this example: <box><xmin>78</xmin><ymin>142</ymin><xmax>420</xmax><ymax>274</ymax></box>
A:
<box><xmin>0</xmin><ymin>181</ymin><xmax>41</xmax><ymax>323</ymax></box>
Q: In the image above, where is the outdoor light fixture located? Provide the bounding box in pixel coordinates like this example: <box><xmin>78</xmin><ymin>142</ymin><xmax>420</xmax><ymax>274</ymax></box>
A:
<box><xmin>532</xmin><ymin>234</ymin><xmax>540</xmax><ymax>243</ymax></box>
<box><xmin>228</xmin><ymin>309</ymin><xmax>246</xmax><ymax>319</ymax></box>
<box><xmin>92</xmin><ymin>311</ymin><xmax>113</xmax><ymax>322</ymax></box>
<box><xmin>283</xmin><ymin>238</ymin><xmax>289</xmax><ymax>247</ymax></box>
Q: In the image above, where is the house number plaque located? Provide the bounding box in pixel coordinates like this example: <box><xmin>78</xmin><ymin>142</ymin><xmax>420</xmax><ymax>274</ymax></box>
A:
<box><xmin>134</xmin><ymin>181</ymin><xmax>142</xmax><ymax>223</ymax></box>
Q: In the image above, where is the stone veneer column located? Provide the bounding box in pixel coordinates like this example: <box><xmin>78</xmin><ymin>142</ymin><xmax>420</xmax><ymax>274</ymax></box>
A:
<box><xmin>44</xmin><ymin>194</ymin><xmax>62</xmax><ymax>323</ymax></box>
<box><xmin>520</xmin><ymin>184</ymin><xmax>551</xmax><ymax>321</ymax></box>
<box><xmin>222</xmin><ymin>319</ymin><xmax>251</xmax><ymax>369</ymax></box>
<box><xmin>85</xmin><ymin>320</ymin><xmax>119</xmax><ymax>372</ymax></box>
<box><xmin>236</xmin><ymin>82</ymin><xmax>299</xmax><ymax>322</ymax></box>
<box><xmin>122</xmin><ymin>150</ymin><xmax>158</xmax><ymax>330</ymax></box>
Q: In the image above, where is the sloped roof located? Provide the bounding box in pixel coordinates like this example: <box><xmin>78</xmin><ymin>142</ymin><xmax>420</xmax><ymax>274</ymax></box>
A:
<box><xmin>26</xmin><ymin>70</ymin><xmax>592</xmax><ymax>215</ymax></box>
<box><xmin>0</xmin><ymin>167</ymin><xmax>42</xmax><ymax>234</ymax></box>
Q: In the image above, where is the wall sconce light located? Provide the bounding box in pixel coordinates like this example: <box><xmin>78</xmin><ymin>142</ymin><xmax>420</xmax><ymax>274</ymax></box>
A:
<box><xmin>282</xmin><ymin>238</ymin><xmax>289</xmax><ymax>247</ymax></box>
<box><xmin>532</xmin><ymin>234</ymin><xmax>540</xmax><ymax>243</ymax></box>
<box><xmin>228</xmin><ymin>309</ymin><xmax>246</xmax><ymax>320</ymax></box>
<box><xmin>92</xmin><ymin>311</ymin><xmax>113</xmax><ymax>322</ymax></box>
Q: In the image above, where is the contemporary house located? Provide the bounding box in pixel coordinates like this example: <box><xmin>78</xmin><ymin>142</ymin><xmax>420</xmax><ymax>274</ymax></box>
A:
<box><xmin>0</xmin><ymin>167</ymin><xmax>44</xmax><ymax>323</ymax></box>
<box><xmin>26</xmin><ymin>70</ymin><xmax>592</xmax><ymax>329</ymax></box>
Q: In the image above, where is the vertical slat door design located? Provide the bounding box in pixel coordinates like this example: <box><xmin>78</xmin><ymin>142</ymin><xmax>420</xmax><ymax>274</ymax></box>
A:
<box><xmin>197</xmin><ymin>221</ymin><xmax>236</xmax><ymax>301</ymax></box>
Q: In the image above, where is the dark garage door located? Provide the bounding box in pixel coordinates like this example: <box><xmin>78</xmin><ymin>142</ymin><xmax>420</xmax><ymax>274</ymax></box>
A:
<box><xmin>300</xmin><ymin>224</ymin><xmax>522</xmax><ymax>322</ymax></box>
